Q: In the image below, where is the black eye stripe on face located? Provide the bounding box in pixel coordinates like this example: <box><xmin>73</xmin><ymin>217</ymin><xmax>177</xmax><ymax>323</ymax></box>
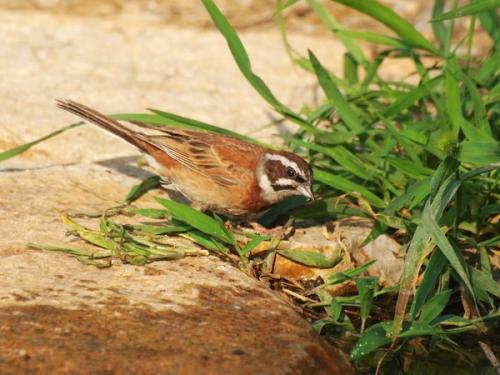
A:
<box><xmin>271</xmin><ymin>184</ymin><xmax>295</xmax><ymax>192</ymax></box>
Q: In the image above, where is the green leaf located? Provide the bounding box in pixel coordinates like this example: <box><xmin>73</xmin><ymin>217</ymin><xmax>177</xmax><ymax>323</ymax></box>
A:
<box><xmin>125</xmin><ymin>175</ymin><xmax>161</xmax><ymax>204</ymax></box>
<box><xmin>334</xmin><ymin>29</ymin><xmax>410</xmax><ymax>49</ymax></box>
<box><xmin>0</xmin><ymin>122</ymin><xmax>82</xmax><ymax>162</ymax></box>
<box><xmin>355</xmin><ymin>276</ymin><xmax>379</xmax><ymax>332</ymax></box>
<box><xmin>384</xmin><ymin>157</ymin><xmax>433</xmax><ymax>179</ymax></box>
<box><xmin>308</xmin><ymin>50</ymin><xmax>364</xmax><ymax>132</ymax></box>
<box><xmin>381</xmin><ymin>76</ymin><xmax>442</xmax><ymax>118</ymax></box>
<box><xmin>418</xmin><ymin>289</ymin><xmax>452</xmax><ymax>324</ymax></box>
<box><xmin>314</xmin><ymin>169</ymin><xmax>385</xmax><ymax>208</ymax></box>
<box><xmin>393</xmin><ymin>158</ymin><xmax>460</xmax><ymax>339</ymax></box>
<box><xmin>306</xmin><ymin>0</ymin><xmax>367</xmax><ymax>64</ymax></box>
<box><xmin>385</xmin><ymin>177</ymin><xmax>431</xmax><ymax>214</ymax></box>
<box><xmin>201</xmin><ymin>0</ymin><xmax>316</xmax><ymax>133</ymax></box>
<box><xmin>132</xmin><ymin>223</ymin><xmax>191</xmax><ymax>235</ymax></box>
<box><xmin>239</xmin><ymin>236</ymin><xmax>266</xmax><ymax>257</ymax></box>
<box><xmin>474</xmin><ymin>51</ymin><xmax>500</xmax><ymax>85</ymax></box>
<box><xmin>258</xmin><ymin>196</ymin><xmax>308</xmax><ymax>227</ymax></box>
<box><xmin>455</xmin><ymin>66</ymin><xmax>492</xmax><ymax>135</ymax></box>
<box><xmin>155</xmin><ymin>197</ymin><xmax>234</xmax><ymax>245</ymax></box>
<box><xmin>460</xmin><ymin>118</ymin><xmax>497</xmax><ymax>143</ymax></box>
<box><xmin>350</xmin><ymin>322</ymin><xmax>392</xmax><ymax>360</ymax></box>
<box><xmin>289</xmin><ymin>137</ymin><xmax>376</xmax><ymax>180</ymax></box>
<box><xmin>181</xmin><ymin>231</ymin><xmax>228</xmax><ymax>254</ymax></box>
<box><xmin>134</xmin><ymin>208</ymin><xmax>171</xmax><ymax>219</ymax></box>
<box><xmin>431</xmin><ymin>0</ymin><xmax>448</xmax><ymax>49</ymax></box>
<box><xmin>421</xmin><ymin>207</ymin><xmax>475</xmax><ymax>298</ymax></box>
<box><xmin>470</xmin><ymin>267</ymin><xmax>500</xmax><ymax>298</ymax></box>
<box><xmin>343</xmin><ymin>52</ymin><xmax>359</xmax><ymax>84</ymax></box>
<box><xmin>431</xmin><ymin>0</ymin><xmax>500</xmax><ymax>21</ymax></box>
<box><xmin>409</xmin><ymin>250</ymin><xmax>447</xmax><ymax>320</ymax></box>
<box><xmin>274</xmin><ymin>0</ymin><xmax>300</xmax><ymax>15</ymax></box>
<box><xmin>457</xmin><ymin>142</ymin><xmax>500</xmax><ymax>164</ymax></box>
<box><xmin>398</xmin><ymin>321</ymin><xmax>444</xmax><ymax>339</ymax></box>
<box><xmin>292</xmin><ymin>199</ymin><xmax>369</xmax><ymax>220</ymax></box>
<box><xmin>331</xmin><ymin>0</ymin><xmax>437</xmax><ymax>54</ymax></box>
<box><xmin>324</xmin><ymin>260</ymin><xmax>377</xmax><ymax>286</ymax></box>
<box><xmin>29</xmin><ymin>243</ymin><xmax>111</xmax><ymax>259</ymax></box>
<box><xmin>63</xmin><ymin>219</ymin><xmax>118</xmax><ymax>250</ymax></box>
<box><xmin>278</xmin><ymin>248</ymin><xmax>342</xmax><ymax>268</ymax></box>
<box><xmin>444</xmin><ymin>59</ymin><xmax>463</xmax><ymax>136</ymax></box>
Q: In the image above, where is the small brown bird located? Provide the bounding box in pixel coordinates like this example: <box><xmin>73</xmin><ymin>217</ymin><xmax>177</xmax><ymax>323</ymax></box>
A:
<box><xmin>56</xmin><ymin>99</ymin><xmax>313</xmax><ymax>216</ymax></box>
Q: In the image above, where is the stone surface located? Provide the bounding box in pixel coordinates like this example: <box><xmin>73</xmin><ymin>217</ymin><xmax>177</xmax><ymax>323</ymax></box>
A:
<box><xmin>0</xmin><ymin>265</ymin><xmax>352</xmax><ymax>375</ymax></box>
<box><xmin>0</xmin><ymin>5</ymin><xmax>355</xmax><ymax>374</ymax></box>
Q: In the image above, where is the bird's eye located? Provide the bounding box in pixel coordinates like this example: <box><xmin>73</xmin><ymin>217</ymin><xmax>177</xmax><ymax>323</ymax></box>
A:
<box><xmin>286</xmin><ymin>167</ymin><xmax>296</xmax><ymax>177</ymax></box>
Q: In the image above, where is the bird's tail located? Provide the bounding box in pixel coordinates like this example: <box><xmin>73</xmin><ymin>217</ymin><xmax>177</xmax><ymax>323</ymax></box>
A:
<box><xmin>56</xmin><ymin>99</ymin><xmax>149</xmax><ymax>151</ymax></box>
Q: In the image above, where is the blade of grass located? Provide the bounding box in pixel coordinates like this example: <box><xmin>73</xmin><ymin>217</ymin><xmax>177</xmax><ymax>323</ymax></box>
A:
<box><xmin>323</xmin><ymin>260</ymin><xmax>377</xmax><ymax>286</ymax></box>
<box><xmin>344</xmin><ymin>52</ymin><xmax>359</xmax><ymax>85</ymax></box>
<box><xmin>202</xmin><ymin>0</ymin><xmax>317</xmax><ymax>133</ymax></box>
<box><xmin>418</xmin><ymin>289</ymin><xmax>453</xmax><ymax>324</ymax></box>
<box><xmin>381</xmin><ymin>76</ymin><xmax>443</xmax><ymax>118</ymax></box>
<box><xmin>134</xmin><ymin>208</ymin><xmax>171</xmax><ymax>219</ymax></box>
<box><xmin>431</xmin><ymin>0</ymin><xmax>500</xmax><ymax>21</ymax></box>
<box><xmin>432</xmin><ymin>0</ymin><xmax>448</xmax><ymax>50</ymax></box>
<box><xmin>132</xmin><ymin>223</ymin><xmax>191</xmax><ymax>235</ymax></box>
<box><xmin>239</xmin><ymin>235</ymin><xmax>266</xmax><ymax>258</ymax></box>
<box><xmin>409</xmin><ymin>249</ymin><xmax>447</xmax><ymax>320</ymax></box>
<box><xmin>306</xmin><ymin>0</ymin><xmax>367</xmax><ymax>65</ymax></box>
<box><xmin>288</xmin><ymin>137</ymin><xmax>377</xmax><ymax>180</ymax></box>
<box><xmin>350</xmin><ymin>322</ymin><xmax>392</xmax><ymax>360</ymax></box>
<box><xmin>180</xmin><ymin>231</ymin><xmax>228</xmax><ymax>254</ymax></box>
<box><xmin>330</xmin><ymin>0</ymin><xmax>438</xmax><ymax>54</ymax></box>
<box><xmin>61</xmin><ymin>214</ymin><xmax>118</xmax><ymax>250</ymax></box>
<box><xmin>278</xmin><ymin>247</ymin><xmax>342</xmax><ymax>268</ymax></box>
<box><xmin>470</xmin><ymin>267</ymin><xmax>500</xmax><ymax>298</ymax></box>
<box><xmin>125</xmin><ymin>175</ymin><xmax>161</xmax><ymax>204</ymax></box>
<box><xmin>29</xmin><ymin>243</ymin><xmax>111</xmax><ymax>259</ymax></box>
<box><xmin>454</xmin><ymin>64</ymin><xmax>492</xmax><ymax>135</ymax></box>
<box><xmin>0</xmin><ymin>122</ymin><xmax>82</xmax><ymax>163</ymax></box>
<box><xmin>155</xmin><ymin>197</ymin><xmax>234</xmax><ymax>245</ymax></box>
<box><xmin>274</xmin><ymin>0</ymin><xmax>300</xmax><ymax>15</ymax></box>
<box><xmin>355</xmin><ymin>276</ymin><xmax>379</xmax><ymax>332</ymax></box>
<box><xmin>458</xmin><ymin>142</ymin><xmax>500</xmax><ymax>164</ymax></box>
<box><xmin>309</xmin><ymin>50</ymin><xmax>365</xmax><ymax>133</ymax></box>
<box><xmin>314</xmin><ymin>169</ymin><xmax>385</xmax><ymax>208</ymax></box>
<box><xmin>392</xmin><ymin>158</ymin><xmax>461</xmax><ymax>340</ymax></box>
<box><xmin>335</xmin><ymin>29</ymin><xmax>411</xmax><ymax>49</ymax></box>
<box><xmin>258</xmin><ymin>196</ymin><xmax>308</xmax><ymax>227</ymax></box>
<box><xmin>445</xmin><ymin>58</ymin><xmax>463</xmax><ymax>137</ymax></box>
<box><xmin>460</xmin><ymin>118</ymin><xmax>497</xmax><ymax>143</ymax></box>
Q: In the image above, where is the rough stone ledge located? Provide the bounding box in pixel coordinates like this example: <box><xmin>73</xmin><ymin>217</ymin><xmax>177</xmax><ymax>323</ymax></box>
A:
<box><xmin>0</xmin><ymin>252</ymin><xmax>353</xmax><ymax>375</ymax></box>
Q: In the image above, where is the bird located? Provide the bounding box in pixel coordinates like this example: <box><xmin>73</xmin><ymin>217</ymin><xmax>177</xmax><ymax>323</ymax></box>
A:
<box><xmin>56</xmin><ymin>99</ymin><xmax>313</xmax><ymax>217</ymax></box>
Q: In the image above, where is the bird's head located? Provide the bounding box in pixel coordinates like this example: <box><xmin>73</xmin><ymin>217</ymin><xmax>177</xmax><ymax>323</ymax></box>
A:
<box><xmin>257</xmin><ymin>151</ymin><xmax>313</xmax><ymax>204</ymax></box>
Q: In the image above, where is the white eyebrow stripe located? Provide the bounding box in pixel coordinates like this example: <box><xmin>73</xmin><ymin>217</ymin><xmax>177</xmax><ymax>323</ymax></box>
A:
<box><xmin>263</xmin><ymin>154</ymin><xmax>306</xmax><ymax>180</ymax></box>
<box><xmin>274</xmin><ymin>178</ymin><xmax>297</xmax><ymax>186</ymax></box>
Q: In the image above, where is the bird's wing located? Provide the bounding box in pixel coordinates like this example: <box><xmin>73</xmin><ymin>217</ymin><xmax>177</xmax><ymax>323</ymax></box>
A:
<box><xmin>137</xmin><ymin>127</ymin><xmax>261</xmax><ymax>187</ymax></box>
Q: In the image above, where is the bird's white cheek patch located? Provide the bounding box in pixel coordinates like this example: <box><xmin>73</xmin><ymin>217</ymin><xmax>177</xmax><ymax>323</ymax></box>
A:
<box><xmin>258</xmin><ymin>172</ymin><xmax>279</xmax><ymax>202</ymax></box>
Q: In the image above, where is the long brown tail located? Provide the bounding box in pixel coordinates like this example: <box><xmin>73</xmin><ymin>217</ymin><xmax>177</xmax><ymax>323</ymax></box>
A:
<box><xmin>56</xmin><ymin>99</ymin><xmax>148</xmax><ymax>151</ymax></box>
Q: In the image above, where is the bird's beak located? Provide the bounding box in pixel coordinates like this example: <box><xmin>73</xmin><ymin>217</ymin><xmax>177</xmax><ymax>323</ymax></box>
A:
<box><xmin>298</xmin><ymin>185</ymin><xmax>314</xmax><ymax>200</ymax></box>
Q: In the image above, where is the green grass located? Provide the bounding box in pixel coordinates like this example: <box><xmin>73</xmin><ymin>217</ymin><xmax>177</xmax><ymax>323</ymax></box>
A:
<box><xmin>1</xmin><ymin>0</ymin><xmax>499</xmax><ymax>372</ymax></box>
